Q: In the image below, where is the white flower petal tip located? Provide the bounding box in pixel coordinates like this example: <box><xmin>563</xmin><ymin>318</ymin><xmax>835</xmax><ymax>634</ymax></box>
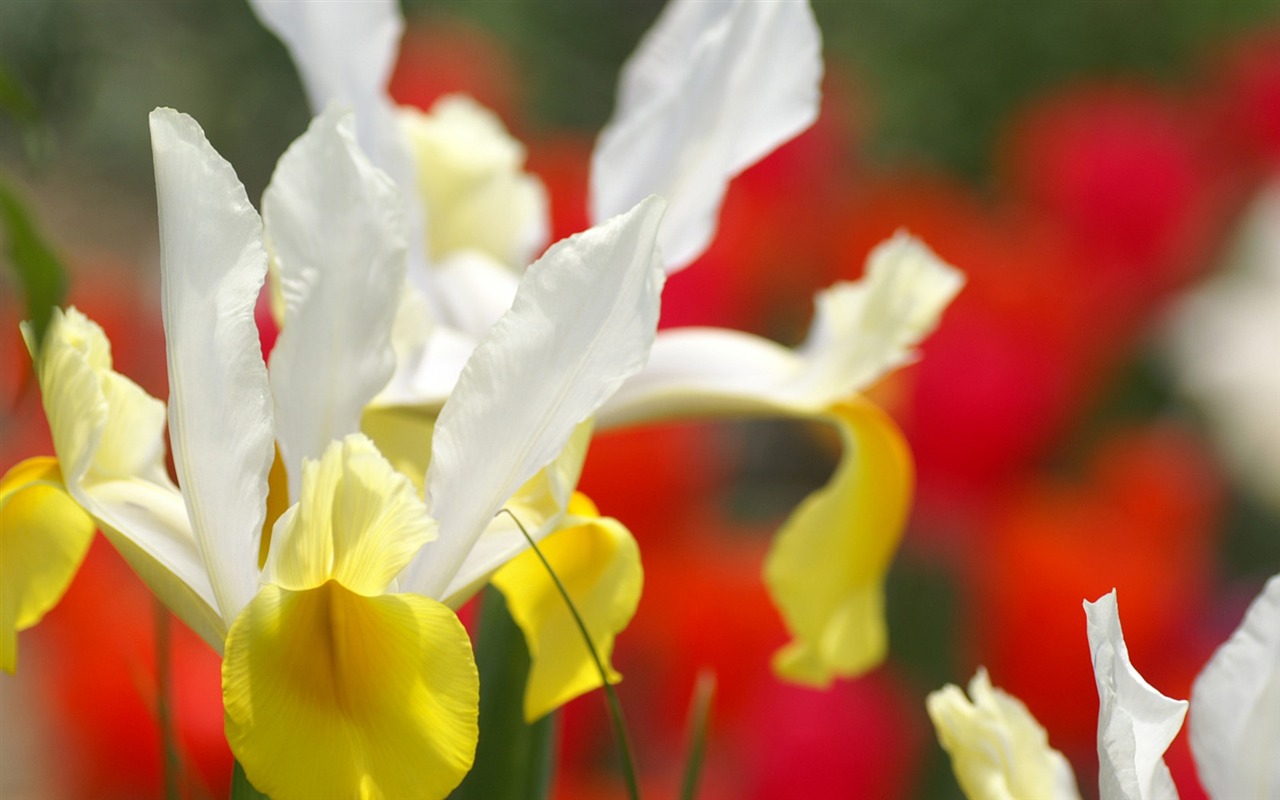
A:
<box><xmin>591</xmin><ymin>0</ymin><xmax>822</xmax><ymax>272</ymax></box>
<box><xmin>152</xmin><ymin>106</ymin><xmax>275</xmax><ymax>627</ymax></box>
<box><xmin>927</xmin><ymin>668</ymin><xmax>1082</xmax><ymax>800</ymax></box>
<box><xmin>407</xmin><ymin>195</ymin><xmax>666</xmax><ymax>598</ymax></box>
<box><xmin>1085</xmin><ymin>590</ymin><xmax>1188</xmax><ymax>800</ymax></box>
<box><xmin>264</xmin><ymin>107</ymin><xmax>407</xmax><ymax>498</ymax></box>
<box><xmin>796</xmin><ymin>231</ymin><xmax>964</xmax><ymax>402</ymax></box>
<box><xmin>1189</xmin><ymin>575</ymin><xmax>1280</xmax><ymax>800</ymax></box>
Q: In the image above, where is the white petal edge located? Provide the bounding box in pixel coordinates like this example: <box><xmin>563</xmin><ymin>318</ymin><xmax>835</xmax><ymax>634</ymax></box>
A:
<box><xmin>402</xmin><ymin>196</ymin><xmax>666</xmax><ymax>598</ymax></box>
<box><xmin>152</xmin><ymin>107</ymin><xmax>274</xmax><ymax>624</ymax></box>
<box><xmin>599</xmin><ymin>232</ymin><xmax>962</xmax><ymax>426</ymax></box>
<box><xmin>590</xmin><ymin>0</ymin><xmax>822</xmax><ymax>272</ymax></box>
<box><xmin>1189</xmin><ymin>574</ymin><xmax>1280</xmax><ymax>800</ymax></box>
<box><xmin>1085</xmin><ymin>590</ymin><xmax>1187</xmax><ymax>800</ymax></box>
<box><xmin>249</xmin><ymin>0</ymin><xmax>431</xmax><ymax>305</ymax></box>
<box><xmin>265</xmin><ymin>107</ymin><xmax>407</xmax><ymax>501</ymax></box>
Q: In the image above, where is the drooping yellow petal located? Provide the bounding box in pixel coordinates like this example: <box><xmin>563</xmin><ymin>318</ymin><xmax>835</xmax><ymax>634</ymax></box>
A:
<box><xmin>223</xmin><ymin>581</ymin><xmax>479</xmax><ymax>800</ymax></box>
<box><xmin>492</xmin><ymin>492</ymin><xmax>642</xmax><ymax>722</ymax></box>
<box><xmin>263</xmin><ymin>435</ymin><xmax>438</xmax><ymax>596</ymax></box>
<box><xmin>763</xmin><ymin>396</ymin><xmax>912</xmax><ymax>687</ymax></box>
<box><xmin>0</xmin><ymin>457</ymin><xmax>95</xmax><ymax>673</ymax></box>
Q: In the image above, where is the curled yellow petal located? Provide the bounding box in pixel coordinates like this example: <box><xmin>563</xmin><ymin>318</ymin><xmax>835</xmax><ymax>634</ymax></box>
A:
<box><xmin>763</xmin><ymin>396</ymin><xmax>912</xmax><ymax>687</ymax></box>
<box><xmin>0</xmin><ymin>456</ymin><xmax>95</xmax><ymax>673</ymax></box>
<box><xmin>223</xmin><ymin>581</ymin><xmax>479</xmax><ymax>800</ymax></box>
<box><xmin>492</xmin><ymin>492</ymin><xmax>642</xmax><ymax>722</ymax></box>
<box><xmin>262</xmin><ymin>434</ymin><xmax>438</xmax><ymax>596</ymax></box>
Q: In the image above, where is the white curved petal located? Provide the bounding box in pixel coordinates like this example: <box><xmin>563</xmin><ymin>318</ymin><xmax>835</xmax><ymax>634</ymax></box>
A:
<box><xmin>249</xmin><ymin>0</ymin><xmax>430</xmax><ymax>302</ymax></box>
<box><xmin>264</xmin><ymin>108</ymin><xmax>407</xmax><ymax>500</ymax></box>
<box><xmin>599</xmin><ymin>233</ymin><xmax>962</xmax><ymax>426</ymax></box>
<box><xmin>87</xmin><ymin>481</ymin><xmax>226</xmax><ymax>649</ymax></box>
<box><xmin>591</xmin><ymin>0</ymin><xmax>822</xmax><ymax>272</ymax></box>
<box><xmin>404</xmin><ymin>196</ymin><xmax>666</xmax><ymax>598</ymax></box>
<box><xmin>374</xmin><ymin>285</ymin><xmax>478</xmax><ymax>412</ymax></box>
<box><xmin>1189</xmin><ymin>575</ymin><xmax>1280</xmax><ymax>800</ymax></box>
<box><xmin>151</xmin><ymin>108</ymin><xmax>274</xmax><ymax>624</ymax></box>
<box><xmin>433</xmin><ymin>250</ymin><xmax>521</xmax><ymax>342</ymax></box>
<box><xmin>248</xmin><ymin>0</ymin><xmax>405</xmax><ymax>183</ymax></box>
<box><xmin>27</xmin><ymin>307</ymin><xmax>224</xmax><ymax>647</ymax></box>
<box><xmin>1085</xmin><ymin>591</ymin><xmax>1187</xmax><ymax>800</ymax></box>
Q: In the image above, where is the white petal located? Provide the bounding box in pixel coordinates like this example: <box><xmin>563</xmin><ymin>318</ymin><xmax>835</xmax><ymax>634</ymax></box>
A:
<box><xmin>591</xmin><ymin>0</ymin><xmax>822</xmax><ymax>272</ymax></box>
<box><xmin>1189</xmin><ymin>575</ymin><xmax>1280</xmax><ymax>800</ymax></box>
<box><xmin>403</xmin><ymin>196</ymin><xmax>666</xmax><ymax>598</ymax></box>
<box><xmin>248</xmin><ymin>0</ymin><xmax>405</xmax><ymax>184</ymax></box>
<box><xmin>433</xmin><ymin>250</ymin><xmax>521</xmax><ymax>342</ymax></box>
<box><xmin>151</xmin><ymin>108</ymin><xmax>274</xmax><ymax>624</ymax></box>
<box><xmin>599</xmin><ymin>233</ymin><xmax>962</xmax><ymax>425</ymax></box>
<box><xmin>27</xmin><ymin>307</ymin><xmax>224</xmax><ymax>647</ymax></box>
<box><xmin>249</xmin><ymin>0</ymin><xmax>430</xmax><ymax>300</ymax></box>
<box><xmin>1085</xmin><ymin>590</ymin><xmax>1188</xmax><ymax>800</ymax></box>
<box><xmin>264</xmin><ymin>108</ymin><xmax>407</xmax><ymax>501</ymax></box>
<box><xmin>374</xmin><ymin>285</ymin><xmax>479</xmax><ymax>412</ymax></box>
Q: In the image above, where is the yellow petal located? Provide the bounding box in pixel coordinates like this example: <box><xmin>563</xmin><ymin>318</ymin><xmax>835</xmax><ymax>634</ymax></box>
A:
<box><xmin>492</xmin><ymin>492</ymin><xmax>642</xmax><ymax>721</ymax></box>
<box><xmin>927</xmin><ymin>669</ymin><xmax>1082</xmax><ymax>800</ymax></box>
<box><xmin>263</xmin><ymin>434</ymin><xmax>437</xmax><ymax>596</ymax></box>
<box><xmin>361</xmin><ymin>405</ymin><xmax>436</xmax><ymax>495</ymax></box>
<box><xmin>763</xmin><ymin>396</ymin><xmax>912</xmax><ymax>687</ymax></box>
<box><xmin>0</xmin><ymin>457</ymin><xmax>95</xmax><ymax>673</ymax></box>
<box><xmin>223</xmin><ymin>581</ymin><xmax>479</xmax><ymax>800</ymax></box>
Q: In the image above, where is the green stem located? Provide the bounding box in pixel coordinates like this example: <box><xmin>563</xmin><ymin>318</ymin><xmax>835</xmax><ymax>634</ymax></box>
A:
<box><xmin>154</xmin><ymin>601</ymin><xmax>181</xmax><ymax>800</ymax></box>
<box><xmin>679</xmin><ymin>672</ymin><xmax>716</xmax><ymax>800</ymax></box>
<box><xmin>499</xmin><ymin>509</ymin><xmax>641</xmax><ymax>800</ymax></box>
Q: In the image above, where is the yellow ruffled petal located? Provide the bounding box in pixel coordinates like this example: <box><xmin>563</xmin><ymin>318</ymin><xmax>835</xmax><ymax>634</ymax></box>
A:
<box><xmin>263</xmin><ymin>435</ymin><xmax>437</xmax><ymax>596</ymax></box>
<box><xmin>223</xmin><ymin>581</ymin><xmax>479</xmax><ymax>800</ymax></box>
<box><xmin>0</xmin><ymin>457</ymin><xmax>95</xmax><ymax>673</ymax></box>
<box><xmin>763</xmin><ymin>396</ymin><xmax>912</xmax><ymax>687</ymax></box>
<box><xmin>492</xmin><ymin>492</ymin><xmax>642</xmax><ymax>722</ymax></box>
<box><xmin>927</xmin><ymin>669</ymin><xmax>1082</xmax><ymax>800</ymax></box>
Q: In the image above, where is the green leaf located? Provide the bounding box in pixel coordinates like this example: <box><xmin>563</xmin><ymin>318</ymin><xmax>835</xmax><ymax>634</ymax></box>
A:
<box><xmin>230</xmin><ymin>761</ymin><xmax>271</xmax><ymax>800</ymax></box>
<box><xmin>450</xmin><ymin>586</ymin><xmax>557</xmax><ymax>800</ymax></box>
<box><xmin>0</xmin><ymin>174</ymin><xmax>68</xmax><ymax>354</ymax></box>
<box><xmin>679</xmin><ymin>672</ymin><xmax>715</xmax><ymax>800</ymax></box>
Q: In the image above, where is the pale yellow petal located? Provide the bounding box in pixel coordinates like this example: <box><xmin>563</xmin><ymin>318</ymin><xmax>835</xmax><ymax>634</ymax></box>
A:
<box><xmin>360</xmin><ymin>405</ymin><xmax>436</xmax><ymax>495</ymax></box>
<box><xmin>223</xmin><ymin>581</ymin><xmax>479</xmax><ymax>800</ymax></box>
<box><xmin>764</xmin><ymin>397</ymin><xmax>912</xmax><ymax>687</ymax></box>
<box><xmin>0</xmin><ymin>457</ymin><xmax>95</xmax><ymax>673</ymax></box>
<box><xmin>492</xmin><ymin>493</ymin><xmax>642</xmax><ymax>721</ymax></box>
<box><xmin>263</xmin><ymin>434</ymin><xmax>437</xmax><ymax>596</ymax></box>
<box><xmin>400</xmin><ymin>95</ymin><xmax>548</xmax><ymax>268</ymax></box>
<box><xmin>927</xmin><ymin>669</ymin><xmax>1082</xmax><ymax>800</ymax></box>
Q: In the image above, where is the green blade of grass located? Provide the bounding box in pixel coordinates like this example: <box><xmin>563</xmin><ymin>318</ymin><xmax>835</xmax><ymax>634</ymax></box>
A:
<box><xmin>0</xmin><ymin>175</ymin><xmax>67</xmax><ymax>354</ymax></box>
<box><xmin>679</xmin><ymin>672</ymin><xmax>716</xmax><ymax>800</ymax></box>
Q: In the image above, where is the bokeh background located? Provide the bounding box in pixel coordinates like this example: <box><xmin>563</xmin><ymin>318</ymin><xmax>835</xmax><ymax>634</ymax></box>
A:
<box><xmin>2</xmin><ymin>1</ymin><xmax>1278</xmax><ymax>798</ymax></box>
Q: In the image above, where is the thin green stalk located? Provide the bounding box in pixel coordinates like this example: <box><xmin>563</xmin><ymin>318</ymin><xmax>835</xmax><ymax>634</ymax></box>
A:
<box><xmin>679</xmin><ymin>672</ymin><xmax>716</xmax><ymax>800</ymax></box>
<box><xmin>154</xmin><ymin>601</ymin><xmax>181</xmax><ymax>800</ymax></box>
<box><xmin>499</xmin><ymin>509</ymin><xmax>641</xmax><ymax>800</ymax></box>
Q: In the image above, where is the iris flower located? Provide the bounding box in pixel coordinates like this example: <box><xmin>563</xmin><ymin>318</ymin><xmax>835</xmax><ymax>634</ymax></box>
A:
<box><xmin>251</xmin><ymin>0</ymin><xmax>963</xmax><ymax>692</ymax></box>
<box><xmin>12</xmin><ymin>102</ymin><xmax>665</xmax><ymax>799</ymax></box>
<box><xmin>928</xmin><ymin>576</ymin><xmax>1280</xmax><ymax>800</ymax></box>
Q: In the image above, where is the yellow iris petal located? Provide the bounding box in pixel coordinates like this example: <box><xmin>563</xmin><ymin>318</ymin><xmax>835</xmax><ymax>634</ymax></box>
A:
<box><xmin>223</xmin><ymin>581</ymin><xmax>479</xmax><ymax>800</ymax></box>
<box><xmin>492</xmin><ymin>492</ymin><xmax>643</xmax><ymax>722</ymax></box>
<box><xmin>263</xmin><ymin>435</ymin><xmax>437</xmax><ymax>596</ymax></box>
<box><xmin>0</xmin><ymin>456</ymin><xmax>95</xmax><ymax>673</ymax></box>
<box><xmin>763</xmin><ymin>397</ymin><xmax>913</xmax><ymax>687</ymax></box>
